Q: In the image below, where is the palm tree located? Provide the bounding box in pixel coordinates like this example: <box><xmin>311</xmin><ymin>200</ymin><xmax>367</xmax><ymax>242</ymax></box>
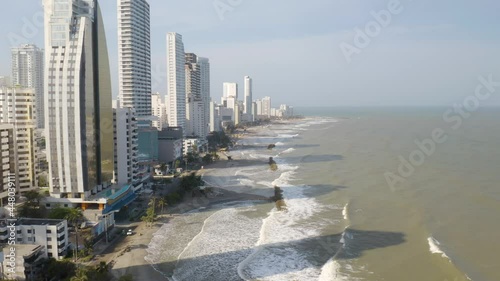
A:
<box><xmin>70</xmin><ymin>267</ymin><xmax>89</xmax><ymax>281</ymax></box>
<box><xmin>65</xmin><ymin>208</ymin><xmax>84</xmax><ymax>261</ymax></box>
<box><xmin>157</xmin><ymin>197</ymin><xmax>167</xmax><ymax>213</ymax></box>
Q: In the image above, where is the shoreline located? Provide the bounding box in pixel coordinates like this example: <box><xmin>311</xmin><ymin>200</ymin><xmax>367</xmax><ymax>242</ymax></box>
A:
<box><xmin>107</xmin><ymin>151</ymin><xmax>271</xmax><ymax>280</ymax></box>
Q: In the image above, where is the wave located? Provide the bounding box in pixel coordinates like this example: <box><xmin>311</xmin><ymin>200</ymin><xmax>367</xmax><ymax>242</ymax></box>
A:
<box><xmin>428</xmin><ymin>236</ymin><xmax>451</xmax><ymax>260</ymax></box>
<box><xmin>342</xmin><ymin>203</ymin><xmax>349</xmax><ymax>221</ymax></box>
<box><xmin>237</xmin><ymin>167</ymin><xmax>325</xmax><ymax>280</ymax></box>
<box><xmin>280</xmin><ymin>148</ymin><xmax>296</xmax><ymax>154</ymax></box>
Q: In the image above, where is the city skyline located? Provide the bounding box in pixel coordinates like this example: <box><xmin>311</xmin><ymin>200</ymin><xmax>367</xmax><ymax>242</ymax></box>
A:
<box><xmin>3</xmin><ymin>1</ymin><xmax>500</xmax><ymax>106</ymax></box>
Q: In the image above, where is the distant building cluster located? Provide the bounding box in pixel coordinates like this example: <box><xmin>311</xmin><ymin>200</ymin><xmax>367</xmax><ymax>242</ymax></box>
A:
<box><xmin>0</xmin><ymin>1</ymin><xmax>294</xmax><ymax>275</ymax></box>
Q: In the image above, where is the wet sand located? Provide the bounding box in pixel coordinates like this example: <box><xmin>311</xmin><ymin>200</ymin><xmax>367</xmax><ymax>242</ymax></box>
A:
<box><xmin>108</xmin><ymin>154</ymin><xmax>269</xmax><ymax>281</ymax></box>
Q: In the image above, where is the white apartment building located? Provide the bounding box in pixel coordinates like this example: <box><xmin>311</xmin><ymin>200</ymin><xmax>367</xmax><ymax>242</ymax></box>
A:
<box><xmin>166</xmin><ymin>32</ymin><xmax>186</xmax><ymax>131</ymax></box>
<box><xmin>209</xmin><ymin>101</ymin><xmax>221</xmax><ymax>132</ymax></box>
<box><xmin>113</xmin><ymin>107</ymin><xmax>139</xmax><ymax>186</ymax></box>
<box><xmin>118</xmin><ymin>0</ymin><xmax>151</xmax><ymax>116</ymax></box>
<box><xmin>244</xmin><ymin>76</ymin><xmax>252</xmax><ymax>118</ymax></box>
<box><xmin>0</xmin><ymin>124</ymin><xmax>15</xmax><ymax>206</ymax></box>
<box><xmin>255</xmin><ymin>99</ymin><xmax>262</xmax><ymax>116</ymax></box>
<box><xmin>0</xmin><ymin>218</ymin><xmax>69</xmax><ymax>260</ymax></box>
<box><xmin>226</xmin><ymin>96</ymin><xmax>236</xmax><ymax>111</ymax></box>
<box><xmin>223</xmin><ymin>82</ymin><xmax>238</xmax><ymax>100</ymax></box>
<box><xmin>185</xmin><ymin>53</ymin><xmax>207</xmax><ymax>137</ymax></box>
<box><xmin>0</xmin><ymin>87</ymin><xmax>37</xmax><ymax>192</ymax></box>
<box><xmin>0</xmin><ymin>76</ymin><xmax>11</xmax><ymax>87</ymax></box>
<box><xmin>11</xmin><ymin>44</ymin><xmax>44</xmax><ymax>128</ymax></box>
<box><xmin>43</xmin><ymin>0</ymin><xmax>115</xmax><ymax>199</ymax></box>
<box><xmin>151</xmin><ymin>92</ymin><xmax>167</xmax><ymax>130</ymax></box>
<box><xmin>262</xmin><ymin>96</ymin><xmax>272</xmax><ymax>117</ymax></box>
<box><xmin>234</xmin><ymin>103</ymin><xmax>242</xmax><ymax>126</ymax></box>
<box><xmin>251</xmin><ymin>101</ymin><xmax>257</xmax><ymax>122</ymax></box>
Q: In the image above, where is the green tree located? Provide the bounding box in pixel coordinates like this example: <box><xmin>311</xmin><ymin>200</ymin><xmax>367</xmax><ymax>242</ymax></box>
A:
<box><xmin>18</xmin><ymin>190</ymin><xmax>46</xmax><ymax>218</ymax></box>
<box><xmin>38</xmin><ymin>174</ymin><xmax>48</xmax><ymax>187</ymax></box>
<box><xmin>174</xmin><ymin>159</ymin><xmax>181</xmax><ymax>169</ymax></box>
<box><xmin>70</xmin><ymin>267</ymin><xmax>90</xmax><ymax>281</ymax></box>
<box><xmin>180</xmin><ymin>172</ymin><xmax>203</xmax><ymax>192</ymax></box>
<box><xmin>141</xmin><ymin>197</ymin><xmax>157</xmax><ymax>227</ymax></box>
<box><xmin>48</xmin><ymin>207</ymin><xmax>73</xmax><ymax>220</ymax></box>
<box><xmin>202</xmin><ymin>154</ymin><xmax>213</xmax><ymax>164</ymax></box>
<box><xmin>157</xmin><ymin>197</ymin><xmax>167</xmax><ymax>213</ymax></box>
<box><xmin>65</xmin><ymin>208</ymin><xmax>84</xmax><ymax>261</ymax></box>
<box><xmin>40</xmin><ymin>258</ymin><xmax>77</xmax><ymax>281</ymax></box>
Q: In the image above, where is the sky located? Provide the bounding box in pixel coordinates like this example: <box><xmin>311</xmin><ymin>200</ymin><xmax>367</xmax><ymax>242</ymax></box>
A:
<box><xmin>1</xmin><ymin>0</ymin><xmax>500</xmax><ymax>107</ymax></box>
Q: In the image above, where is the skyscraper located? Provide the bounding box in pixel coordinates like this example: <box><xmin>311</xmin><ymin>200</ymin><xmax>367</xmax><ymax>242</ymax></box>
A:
<box><xmin>198</xmin><ymin>57</ymin><xmax>210</xmax><ymax>136</ymax></box>
<box><xmin>43</xmin><ymin>0</ymin><xmax>114</xmax><ymax>198</ymax></box>
<box><xmin>262</xmin><ymin>96</ymin><xmax>272</xmax><ymax>117</ymax></box>
<box><xmin>117</xmin><ymin>0</ymin><xmax>151</xmax><ymax>116</ymax></box>
<box><xmin>11</xmin><ymin>44</ymin><xmax>44</xmax><ymax>128</ymax></box>
<box><xmin>166</xmin><ymin>32</ymin><xmax>185</xmax><ymax>130</ymax></box>
<box><xmin>244</xmin><ymin>76</ymin><xmax>252</xmax><ymax>117</ymax></box>
<box><xmin>185</xmin><ymin>53</ymin><xmax>204</xmax><ymax>137</ymax></box>
<box><xmin>223</xmin><ymin>82</ymin><xmax>238</xmax><ymax>100</ymax></box>
<box><xmin>0</xmin><ymin>87</ymin><xmax>37</xmax><ymax>192</ymax></box>
<box><xmin>151</xmin><ymin>92</ymin><xmax>167</xmax><ymax>131</ymax></box>
<box><xmin>113</xmin><ymin>107</ymin><xmax>138</xmax><ymax>186</ymax></box>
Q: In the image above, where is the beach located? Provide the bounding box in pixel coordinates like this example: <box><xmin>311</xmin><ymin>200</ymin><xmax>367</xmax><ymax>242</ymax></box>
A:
<box><xmin>107</xmin><ymin>148</ymin><xmax>270</xmax><ymax>281</ymax></box>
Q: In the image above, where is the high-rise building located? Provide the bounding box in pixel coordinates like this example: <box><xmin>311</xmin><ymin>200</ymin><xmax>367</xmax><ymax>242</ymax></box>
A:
<box><xmin>0</xmin><ymin>87</ymin><xmax>37</xmax><ymax>192</ymax></box>
<box><xmin>198</xmin><ymin>57</ymin><xmax>210</xmax><ymax>136</ymax></box>
<box><xmin>244</xmin><ymin>76</ymin><xmax>252</xmax><ymax>117</ymax></box>
<box><xmin>0</xmin><ymin>124</ymin><xmax>15</xmax><ymax>205</ymax></box>
<box><xmin>255</xmin><ymin>99</ymin><xmax>262</xmax><ymax>116</ymax></box>
<box><xmin>185</xmin><ymin>53</ymin><xmax>205</xmax><ymax>137</ymax></box>
<box><xmin>262</xmin><ymin>96</ymin><xmax>272</xmax><ymax>117</ymax></box>
<box><xmin>117</xmin><ymin>0</ymin><xmax>151</xmax><ymax>116</ymax></box>
<box><xmin>43</xmin><ymin>0</ymin><xmax>114</xmax><ymax>199</ymax></box>
<box><xmin>234</xmin><ymin>102</ymin><xmax>241</xmax><ymax>126</ymax></box>
<box><xmin>166</xmin><ymin>32</ymin><xmax>186</xmax><ymax>130</ymax></box>
<box><xmin>223</xmin><ymin>82</ymin><xmax>238</xmax><ymax>99</ymax></box>
<box><xmin>151</xmin><ymin>92</ymin><xmax>167</xmax><ymax>130</ymax></box>
<box><xmin>0</xmin><ymin>77</ymin><xmax>11</xmax><ymax>87</ymax></box>
<box><xmin>113</xmin><ymin>107</ymin><xmax>138</xmax><ymax>186</ymax></box>
<box><xmin>251</xmin><ymin>101</ymin><xmax>257</xmax><ymax>121</ymax></box>
<box><xmin>209</xmin><ymin>101</ymin><xmax>221</xmax><ymax>132</ymax></box>
<box><xmin>11</xmin><ymin>44</ymin><xmax>44</xmax><ymax>128</ymax></box>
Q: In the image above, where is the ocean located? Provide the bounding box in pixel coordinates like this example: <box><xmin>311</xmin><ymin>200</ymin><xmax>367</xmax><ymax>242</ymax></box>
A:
<box><xmin>145</xmin><ymin>107</ymin><xmax>500</xmax><ymax>281</ymax></box>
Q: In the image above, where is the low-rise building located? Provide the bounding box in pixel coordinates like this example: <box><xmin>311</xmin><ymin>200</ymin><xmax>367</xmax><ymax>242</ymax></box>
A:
<box><xmin>0</xmin><ymin>218</ymin><xmax>68</xmax><ymax>260</ymax></box>
<box><xmin>2</xmin><ymin>244</ymin><xmax>44</xmax><ymax>280</ymax></box>
<box><xmin>158</xmin><ymin>129</ymin><xmax>183</xmax><ymax>167</ymax></box>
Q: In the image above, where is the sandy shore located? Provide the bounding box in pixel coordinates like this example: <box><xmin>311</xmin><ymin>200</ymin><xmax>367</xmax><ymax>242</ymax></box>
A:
<box><xmin>107</xmin><ymin>153</ymin><xmax>269</xmax><ymax>281</ymax></box>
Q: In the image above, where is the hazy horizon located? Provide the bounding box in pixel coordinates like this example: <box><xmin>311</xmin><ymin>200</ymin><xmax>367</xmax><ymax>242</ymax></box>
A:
<box><xmin>1</xmin><ymin>0</ymin><xmax>500</xmax><ymax>107</ymax></box>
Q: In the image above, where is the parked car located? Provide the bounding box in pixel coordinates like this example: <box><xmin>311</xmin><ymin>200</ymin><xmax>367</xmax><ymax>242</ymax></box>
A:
<box><xmin>126</xmin><ymin>229</ymin><xmax>133</xmax><ymax>236</ymax></box>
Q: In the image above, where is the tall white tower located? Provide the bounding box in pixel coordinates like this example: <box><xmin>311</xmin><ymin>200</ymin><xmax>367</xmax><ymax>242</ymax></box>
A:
<box><xmin>244</xmin><ymin>76</ymin><xmax>252</xmax><ymax>119</ymax></box>
<box><xmin>43</xmin><ymin>0</ymin><xmax>114</xmax><ymax>198</ymax></box>
<box><xmin>117</xmin><ymin>0</ymin><xmax>151</xmax><ymax>116</ymax></box>
<box><xmin>11</xmin><ymin>44</ymin><xmax>44</xmax><ymax>128</ymax></box>
<box><xmin>166</xmin><ymin>32</ymin><xmax>186</xmax><ymax>130</ymax></box>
